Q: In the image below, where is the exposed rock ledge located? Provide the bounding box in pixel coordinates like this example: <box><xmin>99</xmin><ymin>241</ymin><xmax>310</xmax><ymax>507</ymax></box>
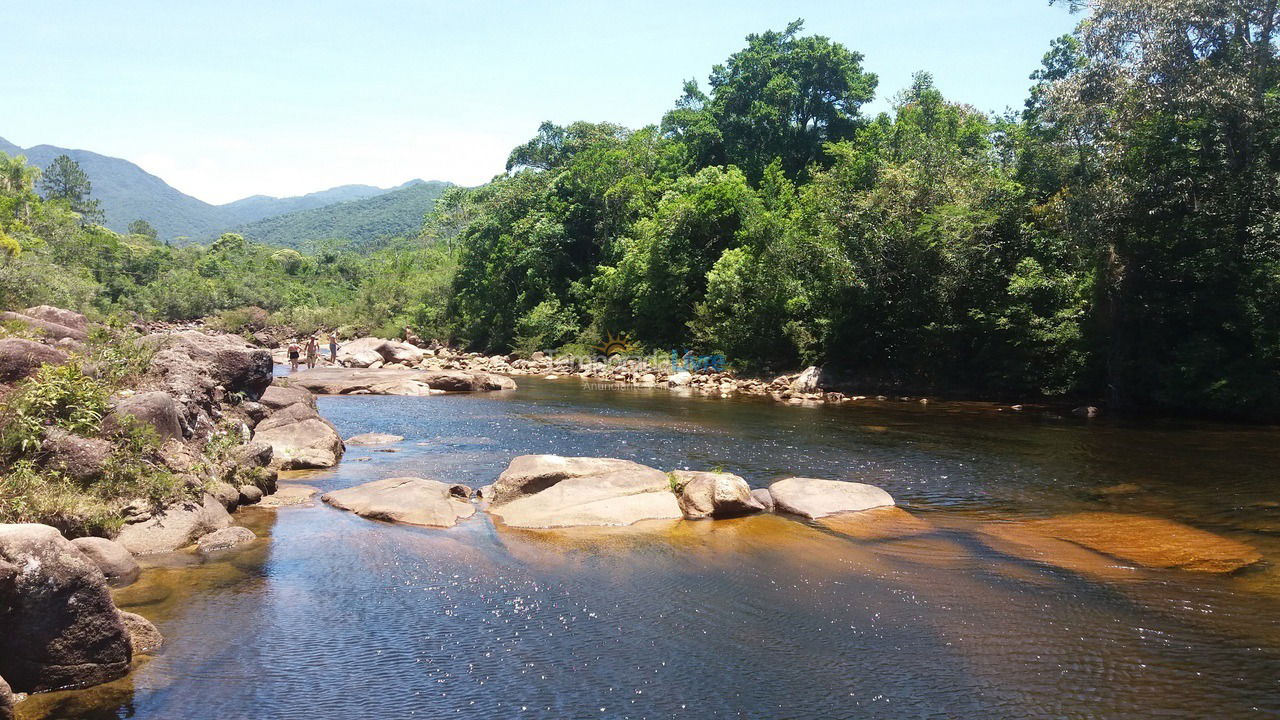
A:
<box><xmin>285</xmin><ymin>367</ymin><xmax>516</xmax><ymax>395</ymax></box>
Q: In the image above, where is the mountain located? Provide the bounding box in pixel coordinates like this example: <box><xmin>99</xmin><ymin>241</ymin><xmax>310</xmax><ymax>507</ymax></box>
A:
<box><xmin>233</xmin><ymin>180</ymin><xmax>453</xmax><ymax>250</ymax></box>
<box><xmin>0</xmin><ymin>136</ymin><xmax>425</xmax><ymax>244</ymax></box>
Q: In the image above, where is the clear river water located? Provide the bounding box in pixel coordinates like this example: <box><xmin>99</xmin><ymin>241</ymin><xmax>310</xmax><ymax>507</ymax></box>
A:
<box><xmin>18</xmin><ymin>377</ymin><xmax>1280</xmax><ymax>719</ymax></box>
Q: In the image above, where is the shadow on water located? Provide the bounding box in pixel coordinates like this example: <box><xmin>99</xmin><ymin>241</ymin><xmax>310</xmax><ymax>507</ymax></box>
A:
<box><xmin>19</xmin><ymin>377</ymin><xmax>1280</xmax><ymax>719</ymax></box>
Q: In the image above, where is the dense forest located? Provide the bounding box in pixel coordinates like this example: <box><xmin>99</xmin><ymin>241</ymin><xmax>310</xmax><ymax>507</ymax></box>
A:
<box><xmin>3</xmin><ymin>0</ymin><xmax>1278</xmax><ymax>418</ymax></box>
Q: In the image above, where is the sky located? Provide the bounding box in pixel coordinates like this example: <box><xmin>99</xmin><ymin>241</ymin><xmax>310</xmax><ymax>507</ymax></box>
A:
<box><xmin>4</xmin><ymin>1</ymin><xmax>1079</xmax><ymax>205</ymax></box>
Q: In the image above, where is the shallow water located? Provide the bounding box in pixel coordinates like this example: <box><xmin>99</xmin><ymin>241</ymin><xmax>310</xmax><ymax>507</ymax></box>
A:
<box><xmin>20</xmin><ymin>378</ymin><xmax>1280</xmax><ymax>719</ymax></box>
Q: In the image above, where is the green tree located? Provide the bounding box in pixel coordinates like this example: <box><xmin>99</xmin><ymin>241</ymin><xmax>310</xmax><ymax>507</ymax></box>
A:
<box><xmin>127</xmin><ymin>219</ymin><xmax>158</xmax><ymax>241</ymax></box>
<box><xmin>39</xmin><ymin>155</ymin><xmax>102</xmax><ymax>224</ymax></box>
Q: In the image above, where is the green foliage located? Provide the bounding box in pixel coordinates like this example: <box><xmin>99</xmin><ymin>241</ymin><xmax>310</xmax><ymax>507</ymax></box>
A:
<box><xmin>0</xmin><ymin>362</ymin><xmax>109</xmax><ymax>457</ymax></box>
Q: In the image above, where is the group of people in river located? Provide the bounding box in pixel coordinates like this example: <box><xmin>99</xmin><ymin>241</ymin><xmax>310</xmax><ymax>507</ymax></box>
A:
<box><xmin>287</xmin><ymin>331</ymin><xmax>341</xmax><ymax>372</ymax></box>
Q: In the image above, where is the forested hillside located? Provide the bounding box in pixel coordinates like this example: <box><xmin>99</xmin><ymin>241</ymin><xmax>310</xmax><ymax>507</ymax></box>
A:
<box><xmin>3</xmin><ymin>0</ymin><xmax>1278</xmax><ymax>418</ymax></box>
<box><xmin>0</xmin><ymin>137</ymin><xmax>417</xmax><ymax>243</ymax></box>
<box><xmin>233</xmin><ymin>180</ymin><xmax>453</xmax><ymax>250</ymax></box>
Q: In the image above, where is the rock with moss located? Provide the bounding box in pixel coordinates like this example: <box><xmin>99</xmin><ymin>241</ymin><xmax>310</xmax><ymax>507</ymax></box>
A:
<box><xmin>119</xmin><ymin>611</ymin><xmax>163</xmax><ymax>654</ymax></box>
<box><xmin>106</xmin><ymin>391</ymin><xmax>183</xmax><ymax>440</ymax></box>
<box><xmin>39</xmin><ymin>427</ymin><xmax>112</xmax><ymax>482</ymax></box>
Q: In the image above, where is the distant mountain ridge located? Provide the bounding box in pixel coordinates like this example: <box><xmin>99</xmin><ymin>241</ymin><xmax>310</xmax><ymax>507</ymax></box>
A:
<box><xmin>234</xmin><ymin>180</ymin><xmax>453</xmax><ymax>250</ymax></box>
<box><xmin>0</xmin><ymin>136</ymin><xmax>437</xmax><ymax>244</ymax></box>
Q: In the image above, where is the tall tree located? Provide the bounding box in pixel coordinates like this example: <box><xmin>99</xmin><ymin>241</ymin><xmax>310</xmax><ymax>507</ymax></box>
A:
<box><xmin>39</xmin><ymin>155</ymin><xmax>102</xmax><ymax>224</ymax></box>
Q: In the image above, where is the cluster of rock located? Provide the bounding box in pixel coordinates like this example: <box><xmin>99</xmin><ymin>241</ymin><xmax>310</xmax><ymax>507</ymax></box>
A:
<box><xmin>0</xmin><ymin>524</ymin><xmax>163</xmax><ymax>708</ymax></box>
<box><xmin>321</xmin><ymin>454</ymin><xmax>897</xmax><ymax>532</ymax></box>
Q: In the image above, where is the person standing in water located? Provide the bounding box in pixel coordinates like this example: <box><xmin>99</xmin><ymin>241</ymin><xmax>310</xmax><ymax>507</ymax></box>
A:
<box><xmin>328</xmin><ymin>331</ymin><xmax>339</xmax><ymax>363</ymax></box>
<box><xmin>305</xmin><ymin>335</ymin><xmax>320</xmax><ymax>369</ymax></box>
<box><xmin>287</xmin><ymin>340</ymin><xmax>301</xmax><ymax>373</ymax></box>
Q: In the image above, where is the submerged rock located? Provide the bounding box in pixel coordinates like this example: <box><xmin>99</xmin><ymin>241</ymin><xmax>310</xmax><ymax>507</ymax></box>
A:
<box><xmin>259</xmin><ymin>484</ymin><xmax>319</xmax><ymax>508</ymax></box>
<box><xmin>322</xmin><ymin>477</ymin><xmax>475</xmax><ymax>528</ymax></box>
<box><xmin>995</xmin><ymin>512</ymin><xmax>1262</xmax><ymax>573</ymax></box>
<box><xmin>487</xmin><ymin>455</ymin><xmax>682</xmax><ymax>529</ymax></box>
<box><xmin>767</xmin><ymin>477</ymin><xmax>895</xmax><ymax>519</ymax></box>
<box><xmin>672</xmin><ymin>470</ymin><xmax>765</xmax><ymax>519</ymax></box>
<box><xmin>347</xmin><ymin>433</ymin><xmax>405</xmax><ymax>446</ymax></box>
<box><xmin>0</xmin><ymin>524</ymin><xmax>132</xmax><ymax>693</ymax></box>
<box><xmin>119</xmin><ymin>612</ymin><xmax>164</xmax><ymax>655</ymax></box>
<box><xmin>115</xmin><ymin>494</ymin><xmax>233</xmax><ymax>555</ymax></box>
<box><xmin>69</xmin><ymin>537</ymin><xmax>140</xmax><ymax>588</ymax></box>
<box><xmin>196</xmin><ymin>526</ymin><xmax>257</xmax><ymax>552</ymax></box>
<box><xmin>818</xmin><ymin>506</ymin><xmax>933</xmax><ymax>540</ymax></box>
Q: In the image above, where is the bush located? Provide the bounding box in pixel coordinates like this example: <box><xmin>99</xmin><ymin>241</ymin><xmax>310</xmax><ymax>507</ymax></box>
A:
<box><xmin>0</xmin><ymin>361</ymin><xmax>109</xmax><ymax>457</ymax></box>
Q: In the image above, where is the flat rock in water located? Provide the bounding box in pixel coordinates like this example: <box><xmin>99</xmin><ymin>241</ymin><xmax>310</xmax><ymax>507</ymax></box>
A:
<box><xmin>322</xmin><ymin>477</ymin><xmax>475</xmax><ymax>528</ymax></box>
<box><xmin>767</xmin><ymin>477</ymin><xmax>895</xmax><ymax>519</ymax></box>
<box><xmin>488</xmin><ymin>455</ymin><xmax>682</xmax><ymax>529</ymax></box>
<box><xmin>1007</xmin><ymin>512</ymin><xmax>1261</xmax><ymax>573</ymax></box>
<box><xmin>259</xmin><ymin>484</ymin><xmax>319</xmax><ymax>508</ymax></box>
<box><xmin>287</xmin><ymin>367</ymin><xmax>515</xmax><ymax>395</ymax></box>
<box><xmin>346</xmin><ymin>433</ymin><xmax>405</xmax><ymax>446</ymax></box>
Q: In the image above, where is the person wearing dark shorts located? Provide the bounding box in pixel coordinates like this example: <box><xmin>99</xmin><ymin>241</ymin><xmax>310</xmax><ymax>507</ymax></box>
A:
<box><xmin>287</xmin><ymin>342</ymin><xmax>301</xmax><ymax>372</ymax></box>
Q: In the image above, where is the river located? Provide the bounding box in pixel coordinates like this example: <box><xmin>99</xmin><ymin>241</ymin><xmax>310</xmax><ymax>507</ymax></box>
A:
<box><xmin>18</xmin><ymin>378</ymin><xmax>1280</xmax><ymax>718</ymax></box>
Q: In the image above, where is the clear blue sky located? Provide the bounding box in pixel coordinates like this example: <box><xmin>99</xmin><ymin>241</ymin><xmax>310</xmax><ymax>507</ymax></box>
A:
<box><xmin>4</xmin><ymin>0</ymin><xmax>1079</xmax><ymax>204</ymax></box>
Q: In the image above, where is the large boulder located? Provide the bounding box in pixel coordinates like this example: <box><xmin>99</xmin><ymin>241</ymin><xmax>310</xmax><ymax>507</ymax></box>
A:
<box><xmin>337</xmin><ymin>337</ymin><xmax>425</xmax><ymax>367</ymax></box>
<box><xmin>287</xmin><ymin>367</ymin><xmax>515</xmax><ymax>395</ymax></box>
<box><xmin>0</xmin><ymin>311</ymin><xmax>86</xmax><ymax>342</ymax></box>
<box><xmin>68</xmin><ymin>537</ymin><xmax>140</xmax><ymax>588</ymax></box>
<box><xmin>260</xmin><ymin>384</ymin><xmax>317</xmax><ymax>411</ymax></box>
<box><xmin>487</xmin><ymin>455</ymin><xmax>682</xmax><ymax>529</ymax></box>
<box><xmin>322</xmin><ymin>477</ymin><xmax>475</xmax><ymax>528</ymax></box>
<box><xmin>767</xmin><ymin>477</ymin><xmax>895</xmax><ymax>519</ymax></box>
<box><xmin>0</xmin><ymin>524</ymin><xmax>132</xmax><ymax>693</ymax></box>
<box><xmin>114</xmin><ymin>494</ymin><xmax>233</xmax><ymax>555</ymax></box>
<box><xmin>40</xmin><ymin>428</ymin><xmax>112</xmax><ymax>482</ymax></box>
<box><xmin>0</xmin><ymin>338</ymin><xmax>66</xmax><ymax>384</ymax></box>
<box><xmin>22</xmin><ymin>306</ymin><xmax>87</xmax><ymax>332</ymax></box>
<box><xmin>789</xmin><ymin>366</ymin><xmax>827</xmax><ymax>394</ymax></box>
<box><xmin>145</xmin><ymin>332</ymin><xmax>273</xmax><ymax>436</ymax></box>
<box><xmin>991</xmin><ymin>512</ymin><xmax>1262</xmax><ymax>573</ymax></box>
<box><xmin>672</xmin><ymin>470</ymin><xmax>765</xmax><ymax>519</ymax></box>
<box><xmin>106</xmin><ymin>391</ymin><xmax>183</xmax><ymax>440</ymax></box>
<box><xmin>252</xmin><ymin>402</ymin><xmax>344</xmax><ymax>469</ymax></box>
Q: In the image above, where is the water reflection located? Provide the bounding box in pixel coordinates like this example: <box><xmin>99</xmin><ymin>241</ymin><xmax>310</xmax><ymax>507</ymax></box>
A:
<box><xmin>19</xmin><ymin>378</ymin><xmax>1280</xmax><ymax>719</ymax></box>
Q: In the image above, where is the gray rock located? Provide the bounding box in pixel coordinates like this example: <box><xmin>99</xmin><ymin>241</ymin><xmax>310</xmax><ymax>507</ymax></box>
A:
<box><xmin>0</xmin><ymin>311</ymin><xmax>86</xmax><ymax>342</ymax></box>
<box><xmin>260</xmin><ymin>384</ymin><xmax>317</xmax><ymax>411</ymax></box>
<box><xmin>287</xmin><ymin>367</ymin><xmax>516</xmax><ymax>395</ymax></box>
<box><xmin>229</xmin><ymin>440</ymin><xmax>274</xmax><ymax>469</ymax></box>
<box><xmin>21</xmin><ymin>305</ymin><xmax>87</xmax><ymax>331</ymax></box>
<box><xmin>69</xmin><ymin>537</ymin><xmax>140</xmax><ymax>588</ymax></box>
<box><xmin>323</xmin><ymin>477</ymin><xmax>475</xmax><ymax>528</ymax></box>
<box><xmin>196</xmin><ymin>526</ymin><xmax>256</xmax><ymax>552</ymax></box>
<box><xmin>145</xmin><ymin>331</ymin><xmax>273</xmax><ymax>435</ymax></box>
<box><xmin>487</xmin><ymin>455</ymin><xmax>683</xmax><ymax>529</ymax></box>
<box><xmin>208</xmin><ymin>481</ymin><xmax>240</xmax><ymax>511</ymax></box>
<box><xmin>750</xmin><ymin>487</ymin><xmax>775</xmax><ymax>512</ymax></box>
<box><xmin>115</xmin><ymin>494</ymin><xmax>233</xmax><ymax>555</ymax></box>
<box><xmin>238</xmin><ymin>485</ymin><xmax>264</xmax><ymax>505</ymax></box>
<box><xmin>789</xmin><ymin>366</ymin><xmax>827</xmax><ymax>394</ymax></box>
<box><xmin>672</xmin><ymin>470</ymin><xmax>764</xmax><ymax>519</ymax></box>
<box><xmin>40</xmin><ymin>427</ymin><xmax>112</xmax><ymax>482</ymax></box>
<box><xmin>118</xmin><ymin>611</ymin><xmax>163</xmax><ymax>654</ymax></box>
<box><xmin>253</xmin><ymin>402</ymin><xmax>345</xmax><ymax>470</ymax></box>
<box><xmin>0</xmin><ymin>338</ymin><xmax>66</xmax><ymax>384</ymax></box>
<box><xmin>767</xmin><ymin>477</ymin><xmax>895</xmax><ymax>519</ymax></box>
<box><xmin>108</xmin><ymin>391</ymin><xmax>182</xmax><ymax>440</ymax></box>
<box><xmin>0</xmin><ymin>524</ymin><xmax>131</xmax><ymax>693</ymax></box>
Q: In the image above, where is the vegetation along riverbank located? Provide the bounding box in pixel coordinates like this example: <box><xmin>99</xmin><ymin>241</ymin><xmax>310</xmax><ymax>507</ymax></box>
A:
<box><xmin>4</xmin><ymin>3</ymin><xmax>1280</xmax><ymax>420</ymax></box>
